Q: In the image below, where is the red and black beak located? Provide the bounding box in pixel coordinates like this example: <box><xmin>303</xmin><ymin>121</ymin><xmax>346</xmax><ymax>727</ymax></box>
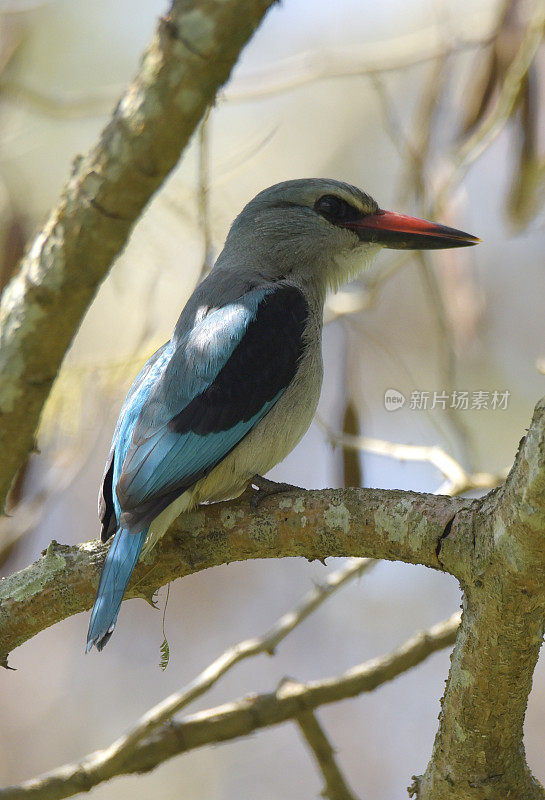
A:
<box><xmin>345</xmin><ymin>210</ymin><xmax>480</xmax><ymax>250</ymax></box>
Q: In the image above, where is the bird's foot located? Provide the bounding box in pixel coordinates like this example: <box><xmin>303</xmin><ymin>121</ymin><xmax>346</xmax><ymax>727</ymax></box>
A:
<box><xmin>250</xmin><ymin>475</ymin><xmax>303</xmax><ymax>509</ymax></box>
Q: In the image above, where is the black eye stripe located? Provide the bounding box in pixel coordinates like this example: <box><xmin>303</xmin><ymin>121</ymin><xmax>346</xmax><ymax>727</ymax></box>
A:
<box><xmin>314</xmin><ymin>194</ymin><xmax>362</xmax><ymax>224</ymax></box>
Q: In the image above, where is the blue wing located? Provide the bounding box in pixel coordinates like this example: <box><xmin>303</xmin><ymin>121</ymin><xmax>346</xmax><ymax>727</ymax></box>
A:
<box><xmin>88</xmin><ymin>283</ymin><xmax>308</xmax><ymax>651</ymax></box>
<box><xmin>98</xmin><ymin>343</ymin><xmax>171</xmax><ymax>541</ymax></box>
<box><xmin>112</xmin><ymin>283</ymin><xmax>308</xmax><ymax>531</ymax></box>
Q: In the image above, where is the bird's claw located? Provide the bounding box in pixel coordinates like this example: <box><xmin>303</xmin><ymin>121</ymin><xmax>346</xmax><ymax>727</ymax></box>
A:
<box><xmin>250</xmin><ymin>475</ymin><xmax>302</xmax><ymax>509</ymax></box>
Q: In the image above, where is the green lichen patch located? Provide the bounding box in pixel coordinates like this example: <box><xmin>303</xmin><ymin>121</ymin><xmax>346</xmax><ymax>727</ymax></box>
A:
<box><xmin>324</xmin><ymin>502</ymin><xmax>350</xmax><ymax>534</ymax></box>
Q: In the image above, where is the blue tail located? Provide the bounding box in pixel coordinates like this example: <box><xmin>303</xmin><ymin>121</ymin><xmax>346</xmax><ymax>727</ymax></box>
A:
<box><xmin>86</xmin><ymin>528</ymin><xmax>148</xmax><ymax>652</ymax></box>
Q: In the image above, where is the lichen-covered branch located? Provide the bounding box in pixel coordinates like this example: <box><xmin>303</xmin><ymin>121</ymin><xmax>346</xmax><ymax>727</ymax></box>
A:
<box><xmin>0</xmin><ymin>486</ymin><xmax>465</xmax><ymax>666</ymax></box>
<box><xmin>0</xmin><ymin>0</ymin><xmax>277</xmax><ymax>508</ymax></box>
<box><xmin>0</xmin><ymin>613</ymin><xmax>460</xmax><ymax>800</ymax></box>
<box><xmin>412</xmin><ymin>399</ymin><xmax>545</xmax><ymax>799</ymax></box>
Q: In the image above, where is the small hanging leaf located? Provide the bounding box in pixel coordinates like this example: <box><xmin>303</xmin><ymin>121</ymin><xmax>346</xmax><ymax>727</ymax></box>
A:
<box><xmin>159</xmin><ymin>636</ymin><xmax>170</xmax><ymax>672</ymax></box>
<box><xmin>158</xmin><ymin>583</ymin><xmax>171</xmax><ymax>671</ymax></box>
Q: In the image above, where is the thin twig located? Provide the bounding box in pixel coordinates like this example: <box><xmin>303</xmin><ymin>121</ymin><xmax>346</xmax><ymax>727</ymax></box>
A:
<box><xmin>415</xmin><ymin>251</ymin><xmax>474</xmax><ymax>469</ymax></box>
<box><xmin>197</xmin><ymin>106</ymin><xmax>214</xmax><ymax>278</ymax></box>
<box><xmin>324</xmin><ymin>253</ymin><xmax>413</xmax><ymax>324</ymax></box>
<box><xmin>82</xmin><ymin>558</ymin><xmax>375</xmax><ymax>774</ymax></box>
<box><xmin>0</xmin><ymin>32</ymin><xmax>492</xmax><ymax>118</ymax></box>
<box><xmin>370</xmin><ymin>73</ymin><xmax>420</xmax><ymax>164</ymax></box>
<box><xmin>297</xmin><ymin>710</ymin><xmax>361</xmax><ymax>800</ymax></box>
<box><xmin>319</xmin><ymin>421</ymin><xmax>507</xmax><ymax>496</ymax></box>
<box><xmin>224</xmin><ymin>29</ymin><xmax>493</xmax><ymax>102</ymax></box>
<box><xmin>400</xmin><ymin>54</ymin><xmax>450</xmax><ymax>202</ymax></box>
<box><xmin>370</xmin><ymin>64</ymin><xmax>474</xmax><ymax>467</ymax></box>
<box><xmin>0</xmin><ymin>613</ymin><xmax>461</xmax><ymax>800</ymax></box>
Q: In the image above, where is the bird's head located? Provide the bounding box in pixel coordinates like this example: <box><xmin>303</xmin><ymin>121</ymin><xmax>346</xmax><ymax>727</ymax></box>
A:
<box><xmin>221</xmin><ymin>179</ymin><xmax>479</xmax><ymax>294</ymax></box>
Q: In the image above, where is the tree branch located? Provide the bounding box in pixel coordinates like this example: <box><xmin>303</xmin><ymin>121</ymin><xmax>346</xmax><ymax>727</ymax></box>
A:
<box><xmin>0</xmin><ymin>486</ymin><xmax>465</xmax><ymax>666</ymax></box>
<box><xmin>296</xmin><ymin>710</ymin><xmax>361</xmax><ymax>800</ymax></box>
<box><xmin>0</xmin><ymin>0</ymin><xmax>277</xmax><ymax>508</ymax></box>
<box><xmin>318</xmin><ymin>421</ymin><xmax>507</xmax><ymax>496</ymax></box>
<box><xmin>0</xmin><ymin>613</ymin><xmax>461</xmax><ymax>800</ymax></box>
<box><xmin>3</xmin><ymin>403</ymin><xmax>545</xmax><ymax>798</ymax></box>
<box><xmin>413</xmin><ymin>398</ymin><xmax>545</xmax><ymax>799</ymax></box>
<box><xmin>78</xmin><ymin>558</ymin><xmax>376</xmax><ymax>772</ymax></box>
<box><xmin>5</xmin><ymin>399</ymin><xmax>545</xmax><ymax>795</ymax></box>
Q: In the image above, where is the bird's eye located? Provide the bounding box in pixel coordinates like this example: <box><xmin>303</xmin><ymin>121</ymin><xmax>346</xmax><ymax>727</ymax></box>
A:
<box><xmin>314</xmin><ymin>195</ymin><xmax>345</xmax><ymax>220</ymax></box>
<box><xmin>314</xmin><ymin>194</ymin><xmax>362</xmax><ymax>225</ymax></box>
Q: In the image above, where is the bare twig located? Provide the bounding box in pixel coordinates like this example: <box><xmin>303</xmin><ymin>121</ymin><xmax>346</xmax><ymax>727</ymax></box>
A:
<box><xmin>84</xmin><ymin>558</ymin><xmax>375</xmax><ymax>772</ymax></box>
<box><xmin>0</xmin><ymin>613</ymin><xmax>461</xmax><ymax>800</ymax></box>
<box><xmin>415</xmin><ymin>251</ymin><xmax>474</xmax><ymax>468</ymax></box>
<box><xmin>370</xmin><ymin>65</ymin><xmax>474</xmax><ymax>467</ymax></box>
<box><xmin>225</xmin><ymin>28</ymin><xmax>493</xmax><ymax>102</ymax></box>
<box><xmin>297</xmin><ymin>710</ymin><xmax>361</xmax><ymax>800</ymax></box>
<box><xmin>324</xmin><ymin>284</ymin><xmax>373</xmax><ymax>324</ymax></box>
<box><xmin>0</xmin><ymin>30</ymin><xmax>492</xmax><ymax>117</ymax></box>
<box><xmin>197</xmin><ymin>106</ymin><xmax>214</xmax><ymax>278</ymax></box>
<box><xmin>324</xmin><ymin>253</ymin><xmax>413</xmax><ymax>324</ymax></box>
<box><xmin>0</xmin><ymin>80</ymin><xmax>126</xmax><ymax>118</ymax></box>
<box><xmin>319</xmin><ymin>421</ymin><xmax>507</xmax><ymax>496</ymax></box>
<box><xmin>400</xmin><ymin>54</ymin><xmax>450</xmax><ymax>202</ymax></box>
<box><xmin>370</xmin><ymin>73</ymin><xmax>415</xmax><ymax>158</ymax></box>
<box><xmin>415</xmin><ymin>253</ymin><xmax>456</xmax><ymax>392</ymax></box>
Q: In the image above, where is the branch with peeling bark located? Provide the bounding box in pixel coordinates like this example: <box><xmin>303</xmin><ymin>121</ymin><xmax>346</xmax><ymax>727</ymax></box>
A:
<box><xmin>0</xmin><ymin>0</ymin><xmax>277</xmax><ymax>509</ymax></box>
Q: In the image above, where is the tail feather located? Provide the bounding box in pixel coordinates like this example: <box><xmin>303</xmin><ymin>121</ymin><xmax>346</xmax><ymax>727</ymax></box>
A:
<box><xmin>86</xmin><ymin>528</ymin><xmax>148</xmax><ymax>652</ymax></box>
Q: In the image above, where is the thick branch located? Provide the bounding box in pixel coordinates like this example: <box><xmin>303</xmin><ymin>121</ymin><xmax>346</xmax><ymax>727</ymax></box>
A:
<box><xmin>0</xmin><ymin>614</ymin><xmax>460</xmax><ymax>800</ymax></box>
<box><xmin>0</xmin><ymin>0</ymin><xmax>277</xmax><ymax>508</ymax></box>
<box><xmin>0</xmin><ymin>487</ymin><xmax>466</xmax><ymax>666</ymax></box>
<box><xmin>413</xmin><ymin>399</ymin><xmax>545</xmax><ymax>799</ymax></box>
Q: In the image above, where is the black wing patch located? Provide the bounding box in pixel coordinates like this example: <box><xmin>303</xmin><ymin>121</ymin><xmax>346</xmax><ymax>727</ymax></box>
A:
<box><xmin>99</xmin><ymin>452</ymin><xmax>117</xmax><ymax>542</ymax></box>
<box><xmin>169</xmin><ymin>284</ymin><xmax>309</xmax><ymax>435</ymax></box>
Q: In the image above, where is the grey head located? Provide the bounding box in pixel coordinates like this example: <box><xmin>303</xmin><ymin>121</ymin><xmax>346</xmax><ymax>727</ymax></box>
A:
<box><xmin>215</xmin><ymin>178</ymin><xmax>480</xmax><ymax>296</ymax></box>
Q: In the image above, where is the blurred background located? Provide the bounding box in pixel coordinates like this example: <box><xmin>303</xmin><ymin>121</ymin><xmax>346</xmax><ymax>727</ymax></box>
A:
<box><xmin>1</xmin><ymin>0</ymin><xmax>545</xmax><ymax>797</ymax></box>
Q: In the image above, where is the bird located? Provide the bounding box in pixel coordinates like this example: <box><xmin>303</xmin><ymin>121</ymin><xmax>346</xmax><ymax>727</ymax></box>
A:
<box><xmin>87</xmin><ymin>178</ymin><xmax>479</xmax><ymax>651</ymax></box>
